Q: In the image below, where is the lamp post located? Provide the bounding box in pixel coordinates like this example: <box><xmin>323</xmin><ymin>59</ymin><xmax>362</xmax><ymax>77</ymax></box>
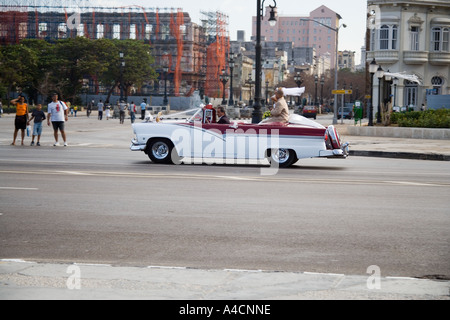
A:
<box><xmin>314</xmin><ymin>75</ymin><xmax>318</xmax><ymax>107</ymax></box>
<box><xmin>393</xmin><ymin>77</ymin><xmax>398</xmax><ymax>108</ymax></box>
<box><xmin>376</xmin><ymin>65</ymin><xmax>384</xmax><ymax>124</ymax></box>
<box><xmin>320</xmin><ymin>75</ymin><xmax>325</xmax><ymax>106</ymax></box>
<box><xmin>265</xmin><ymin>80</ymin><xmax>269</xmax><ymax>105</ymax></box>
<box><xmin>220</xmin><ymin>69</ymin><xmax>229</xmax><ymax>105</ymax></box>
<box><xmin>228</xmin><ymin>52</ymin><xmax>235</xmax><ymax>106</ymax></box>
<box><xmin>368</xmin><ymin>58</ymin><xmax>378</xmax><ymax>126</ymax></box>
<box><xmin>294</xmin><ymin>71</ymin><xmax>303</xmax><ymax>106</ymax></box>
<box><xmin>119</xmin><ymin>52</ymin><xmax>125</xmax><ymax>102</ymax></box>
<box><xmin>253</xmin><ymin>0</ymin><xmax>277</xmax><ymax>123</ymax></box>
<box><xmin>246</xmin><ymin>73</ymin><xmax>254</xmax><ymax>105</ymax></box>
<box><xmin>301</xmin><ymin>17</ymin><xmax>346</xmax><ymax>125</ymax></box>
<box><xmin>163</xmin><ymin>66</ymin><xmax>169</xmax><ymax>106</ymax></box>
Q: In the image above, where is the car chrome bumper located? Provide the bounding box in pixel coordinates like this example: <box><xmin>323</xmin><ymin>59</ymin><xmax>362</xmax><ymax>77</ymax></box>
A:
<box><xmin>130</xmin><ymin>139</ymin><xmax>146</xmax><ymax>152</ymax></box>
<box><xmin>320</xmin><ymin>142</ymin><xmax>350</xmax><ymax>159</ymax></box>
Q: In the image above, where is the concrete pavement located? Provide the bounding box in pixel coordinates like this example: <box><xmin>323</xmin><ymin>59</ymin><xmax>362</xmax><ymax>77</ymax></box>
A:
<box><xmin>1</xmin><ymin>260</ymin><xmax>449</xmax><ymax>300</ymax></box>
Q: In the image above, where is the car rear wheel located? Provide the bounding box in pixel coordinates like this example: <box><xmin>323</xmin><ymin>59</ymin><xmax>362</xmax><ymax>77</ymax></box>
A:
<box><xmin>147</xmin><ymin>139</ymin><xmax>181</xmax><ymax>164</ymax></box>
<box><xmin>267</xmin><ymin>148</ymin><xmax>298</xmax><ymax>168</ymax></box>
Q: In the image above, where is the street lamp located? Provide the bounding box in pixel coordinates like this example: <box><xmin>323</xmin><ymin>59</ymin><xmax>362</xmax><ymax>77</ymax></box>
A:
<box><xmin>294</xmin><ymin>71</ymin><xmax>303</xmax><ymax>106</ymax></box>
<box><xmin>119</xmin><ymin>52</ymin><xmax>125</xmax><ymax>102</ymax></box>
<box><xmin>220</xmin><ymin>69</ymin><xmax>229</xmax><ymax>105</ymax></box>
<box><xmin>163</xmin><ymin>66</ymin><xmax>169</xmax><ymax>106</ymax></box>
<box><xmin>228</xmin><ymin>52</ymin><xmax>235</xmax><ymax>106</ymax></box>
<box><xmin>253</xmin><ymin>0</ymin><xmax>277</xmax><ymax>123</ymax></box>
<box><xmin>246</xmin><ymin>73</ymin><xmax>254</xmax><ymax>105</ymax></box>
<box><xmin>301</xmin><ymin>17</ymin><xmax>346</xmax><ymax>125</ymax></box>
<box><xmin>376</xmin><ymin>65</ymin><xmax>384</xmax><ymax>124</ymax></box>
<box><xmin>368</xmin><ymin>58</ymin><xmax>378</xmax><ymax>126</ymax></box>
<box><xmin>314</xmin><ymin>75</ymin><xmax>318</xmax><ymax>107</ymax></box>
<box><xmin>320</xmin><ymin>75</ymin><xmax>325</xmax><ymax>106</ymax></box>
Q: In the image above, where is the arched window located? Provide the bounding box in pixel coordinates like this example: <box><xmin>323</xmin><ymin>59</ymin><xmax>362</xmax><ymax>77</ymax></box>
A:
<box><xmin>378</xmin><ymin>25</ymin><xmax>398</xmax><ymax>50</ymax></box>
<box><xmin>431</xmin><ymin>27</ymin><xmax>449</xmax><ymax>52</ymax></box>
<box><xmin>431</xmin><ymin>76</ymin><xmax>444</xmax><ymax>95</ymax></box>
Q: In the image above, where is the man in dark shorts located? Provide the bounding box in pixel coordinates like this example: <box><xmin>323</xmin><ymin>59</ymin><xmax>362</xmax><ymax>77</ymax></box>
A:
<box><xmin>47</xmin><ymin>93</ymin><xmax>69</xmax><ymax>147</ymax></box>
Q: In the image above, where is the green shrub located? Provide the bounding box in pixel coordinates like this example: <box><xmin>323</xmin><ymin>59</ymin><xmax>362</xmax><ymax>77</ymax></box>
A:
<box><xmin>393</xmin><ymin>109</ymin><xmax>450</xmax><ymax>128</ymax></box>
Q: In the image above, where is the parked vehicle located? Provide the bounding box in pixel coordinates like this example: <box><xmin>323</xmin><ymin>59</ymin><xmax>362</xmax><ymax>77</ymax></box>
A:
<box><xmin>338</xmin><ymin>103</ymin><xmax>354</xmax><ymax>120</ymax></box>
<box><xmin>131</xmin><ymin>105</ymin><xmax>349</xmax><ymax>168</ymax></box>
<box><xmin>302</xmin><ymin>105</ymin><xmax>317</xmax><ymax>119</ymax></box>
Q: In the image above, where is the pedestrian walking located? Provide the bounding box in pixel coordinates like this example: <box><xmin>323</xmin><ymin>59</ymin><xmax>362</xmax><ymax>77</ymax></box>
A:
<box><xmin>87</xmin><ymin>100</ymin><xmax>93</xmax><ymax>118</ymax></box>
<box><xmin>105</xmin><ymin>102</ymin><xmax>111</xmax><ymax>120</ymax></box>
<box><xmin>0</xmin><ymin>100</ymin><xmax>3</xmax><ymax>118</ymax></box>
<box><xmin>97</xmin><ymin>100</ymin><xmax>104</xmax><ymax>120</ymax></box>
<box><xmin>11</xmin><ymin>94</ymin><xmax>29</xmax><ymax>146</ymax></box>
<box><xmin>130</xmin><ymin>101</ymin><xmax>136</xmax><ymax>123</ymax></box>
<box><xmin>47</xmin><ymin>93</ymin><xmax>69</xmax><ymax>147</ymax></box>
<box><xmin>119</xmin><ymin>100</ymin><xmax>127</xmax><ymax>124</ymax></box>
<box><xmin>140</xmin><ymin>99</ymin><xmax>147</xmax><ymax>120</ymax></box>
<box><xmin>27</xmin><ymin>104</ymin><xmax>46</xmax><ymax>146</ymax></box>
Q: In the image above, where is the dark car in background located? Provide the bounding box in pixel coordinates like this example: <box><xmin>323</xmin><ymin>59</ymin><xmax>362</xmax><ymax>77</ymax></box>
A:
<box><xmin>338</xmin><ymin>103</ymin><xmax>354</xmax><ymax>120</ymax></box>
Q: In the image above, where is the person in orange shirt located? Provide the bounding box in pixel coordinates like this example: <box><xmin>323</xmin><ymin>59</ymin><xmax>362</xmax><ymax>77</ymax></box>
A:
<box><xmin>11</xmin><ymin>95</ymin><xmax>29</xmax><ymax>146</ymax></box>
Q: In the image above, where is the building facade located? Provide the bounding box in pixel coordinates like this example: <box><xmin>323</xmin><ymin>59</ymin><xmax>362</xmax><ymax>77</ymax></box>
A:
<box><xmin>253</xmin><ymin>5</ymin><xmax>341</xmax><ymax>69</ymax></box>
<box><xmin>367</xmin><ymin>0</ymin><xmax>450</xmax><ymax>109</ymax></box>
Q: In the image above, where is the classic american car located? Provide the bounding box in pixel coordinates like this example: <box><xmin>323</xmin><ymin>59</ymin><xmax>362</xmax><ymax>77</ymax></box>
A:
<box><xmin>130</xmin><ymin>105</ymin><xmax>349</xmax><ymax>168</ymax></box>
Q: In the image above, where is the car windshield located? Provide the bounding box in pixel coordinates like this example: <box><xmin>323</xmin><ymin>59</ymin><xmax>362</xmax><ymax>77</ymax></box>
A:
<box><xmin>187</xmin><ymin>108</ymin><xmax>203</xmax><ymax>123</ymax></box>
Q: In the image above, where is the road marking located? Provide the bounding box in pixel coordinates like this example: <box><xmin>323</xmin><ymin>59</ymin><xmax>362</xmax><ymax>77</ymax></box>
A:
<box><xmin>385</xmin><ymin>181</ymin><xmax>446</xmax><ymax>187</ymax></box>
<box><xmin>1</xmin><ymin>169</ymin><xmax>449</xmax><ymax>187</ymax></box>
<box><xmin>0</xmin><ymin>187</ymin><xmax>39</xmax><ymax>191</ymax></box>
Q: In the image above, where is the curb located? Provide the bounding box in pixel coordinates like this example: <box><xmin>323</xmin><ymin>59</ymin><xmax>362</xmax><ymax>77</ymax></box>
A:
<box><xmin>350</xmin><ymin>150</ymin><xmax>450</xmax><ymax>161</ymax></box>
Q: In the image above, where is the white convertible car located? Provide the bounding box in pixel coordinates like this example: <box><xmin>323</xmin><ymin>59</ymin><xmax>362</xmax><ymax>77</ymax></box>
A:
<box><xmin>130</xmin><ymin>105</ymin><xmax>349</xmax><ymax>168</ymax></box>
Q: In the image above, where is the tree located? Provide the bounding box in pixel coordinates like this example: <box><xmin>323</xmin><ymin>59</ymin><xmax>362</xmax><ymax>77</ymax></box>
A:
<box><xmin>99</xmin><ymin>39</ymin><xmax>158</xmax><ymax>103</ymax></box>
<box><xmin>0</xmin><ymin>43</ymin><xmax>38</xmax><ymax>104</ymax></box>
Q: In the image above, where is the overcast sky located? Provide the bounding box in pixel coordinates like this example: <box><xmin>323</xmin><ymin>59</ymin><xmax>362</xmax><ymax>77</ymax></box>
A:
<box><xmin>95</xmin><ymin>0</ymin><xmax>367</xmax><ymax>59</ymax></box>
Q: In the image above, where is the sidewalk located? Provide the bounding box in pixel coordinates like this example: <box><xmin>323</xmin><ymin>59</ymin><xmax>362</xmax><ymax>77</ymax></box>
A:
<box><xmin>1</xmin><ymin>260</ymin><xmax>449</xmax><ymax>300</ymax></box>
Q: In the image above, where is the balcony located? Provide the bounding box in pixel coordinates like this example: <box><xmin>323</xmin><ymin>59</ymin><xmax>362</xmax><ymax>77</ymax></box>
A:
<box><xmin>403</xmin><ymin>51</ymin><xmax>428</xmax><ymax>65</ymax></box>
<box><xmin>367</xmin><ymin>50</ymin><xmax>399</xmax><ymax>64</ymax></box>
<box><xmin>429</xmin><ymin>52</ymin><xmax>450</xmax><ymax>66</ymax></box>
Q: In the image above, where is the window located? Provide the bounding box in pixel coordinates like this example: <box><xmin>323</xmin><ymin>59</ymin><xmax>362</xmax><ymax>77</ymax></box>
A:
<box><xmin>113</xmin><ymin>24</ymin><xmax>120</xmax><ymax>39</ymax></box>
<box><xmin>410</xmin><ymin>26</ymin><xmax>419</xmax><ymax>51</ymax></box>
<box><xmin>97</xmin><ymin>24</ymin><xmax>104</xmax><ymax>39</ymax></box>
<box><xmin>58</xmin><ymin>23</ymin><xmax>67</xmax><ymax>39</ymax></box>
<box><xmin>378</xmin><ymin>25</ymin><xmax>398</xmax><ymax>50</ymax></box>
<box><xmin>431</xmin><ymin>76</ymin><xmax>444</xmax><ymax>95</ymax></box>
<box><xmin>404</xmin><ymin>80</ymin><xmax>418</xmax><ymax>108</ymax></box>
<box><xmin>431</xmin><ymin>27</ymin><xmax>449</xmax><ymax>52</ymax></box>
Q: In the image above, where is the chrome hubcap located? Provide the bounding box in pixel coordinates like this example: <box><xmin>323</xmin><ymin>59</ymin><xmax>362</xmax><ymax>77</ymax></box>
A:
<box><xmin>273</xmin><ymin>149</ymin><xmax>290</xmax><ymax>164</ymax></box>
<box><xmin>152</xmin><ymin>142</ymin><xmax>169</xmax><ymax>160</ymax></box>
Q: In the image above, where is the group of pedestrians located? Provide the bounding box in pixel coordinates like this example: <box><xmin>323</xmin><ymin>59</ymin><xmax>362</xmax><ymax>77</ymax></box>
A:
<box><xmin>95</xmin><ymin>99</ymin><xmax>137</xmax><ymax>124</ymax></box>
<box><xmin>10</xmin><ymin>93</ymin><xmax>68</xmax><ymax>147</ymax></box>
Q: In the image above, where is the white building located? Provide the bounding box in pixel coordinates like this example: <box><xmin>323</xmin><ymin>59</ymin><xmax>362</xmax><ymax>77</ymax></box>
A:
<box><xmin>367</xmin><ymin>0</ymin><xmax>450</xmax><ymax>110</ymax></box>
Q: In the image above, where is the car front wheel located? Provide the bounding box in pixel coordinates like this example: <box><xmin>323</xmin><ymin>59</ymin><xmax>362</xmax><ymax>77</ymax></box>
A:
<box><xmin>147</xmin><ymin>139</ymin><xmax>180</xmax><ymax>164</ymax></box>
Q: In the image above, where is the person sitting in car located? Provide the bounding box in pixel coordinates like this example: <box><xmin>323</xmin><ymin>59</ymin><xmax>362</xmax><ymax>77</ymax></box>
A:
<box><xmin>263</xmin><ymin>88</ymin><xmax>289</xmax><ymax>124</ymax></box>
<box><xmin>216</xmin><ymin>106</ymin><xmax>231</xmax><ymax>124</ymax></box>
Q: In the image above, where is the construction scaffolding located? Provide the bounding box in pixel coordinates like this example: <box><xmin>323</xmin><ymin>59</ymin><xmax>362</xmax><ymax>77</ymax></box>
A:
<box><xmin>0</xmin><ymin>1</ymin><xmax>230</xmax><ymax>99</ymax></box>
<box><xmin>201</xmin><ymin>11</ymin><xmax>230</xmax><ymax>99</ymax></box>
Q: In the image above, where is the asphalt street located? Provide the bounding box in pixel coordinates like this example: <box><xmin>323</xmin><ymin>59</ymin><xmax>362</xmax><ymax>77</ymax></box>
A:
<box><xmin>0</xmin><ymin>114</ymin><xmax>449</xmax><ymax>300</ymax></box>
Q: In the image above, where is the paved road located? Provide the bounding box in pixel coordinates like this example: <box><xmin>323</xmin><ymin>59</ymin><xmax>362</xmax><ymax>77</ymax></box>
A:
<box><xmin>1</xmin><ymin>145</ymin><xmax>449</xmax><ymax>279</ymax></box>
